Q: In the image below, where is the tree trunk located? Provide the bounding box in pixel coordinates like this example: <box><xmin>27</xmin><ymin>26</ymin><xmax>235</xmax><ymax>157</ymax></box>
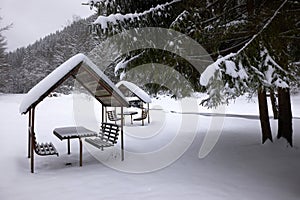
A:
<box><xmin>269</xmin><ymin>90</ymin><xmax>279</xmax><ymax>119</ymax></box>
<box><xmin>258</xmin><ymin>88</ymin><xmax>273</xmax><ymax>143</ymax></box>
<box><xmin>277</xmin><ymin>88</ymin><xmax>293</xmax><ymax>146</ymax></box>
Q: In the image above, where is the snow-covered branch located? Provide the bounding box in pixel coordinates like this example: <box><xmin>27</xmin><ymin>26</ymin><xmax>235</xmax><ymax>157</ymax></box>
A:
<box><xmin>114</xmin><ymin>52</ymin><xmax>143</xmax><ymax>75</ymax></box>
<box><xmin>93</xmin><ymin>0</ymin><xmax>181</xmax><ymax>29</ymax></box>
<box><xmin>199</xmin><ymin>0</ymin><xmax>290</xmax><ymax>107</ymax></box>
<box><xmin>237</xmin><ymin>0</ymin><xmax>288</xmax><ymax>54</ymax></box>
<box><xmin>170</xmin><ymin>10</ymin><xmax>189</xmax><ymax>28</ymax></box>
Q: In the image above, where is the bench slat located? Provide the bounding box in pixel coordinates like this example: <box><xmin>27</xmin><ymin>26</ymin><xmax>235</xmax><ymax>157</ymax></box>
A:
<box><xmin>35</xmin><ymin>142</ymin><xmax>59</xmax><ymax>156</ymax></box>
<box><xmin>85</xmin><ymin>122</ymin><xmax>120</xmax><ymax>149</ymax></box>
<box><xmin>86</xmin><ymin>138</ymin><xmax>114</xmax><ymax>149</ymax></box>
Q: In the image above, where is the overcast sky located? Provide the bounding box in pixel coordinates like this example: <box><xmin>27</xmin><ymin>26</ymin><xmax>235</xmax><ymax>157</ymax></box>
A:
<box><xmin>1</xmin><ymin>0</ymin><xmax>93</xmax><ymax>51</ymax></box>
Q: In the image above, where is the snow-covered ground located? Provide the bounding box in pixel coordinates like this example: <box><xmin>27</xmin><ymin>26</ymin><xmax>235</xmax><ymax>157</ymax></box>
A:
<box><xmin>0</xmin><ymin>93</ymin><xmax>299</xmax><ymax>200</ymax></box>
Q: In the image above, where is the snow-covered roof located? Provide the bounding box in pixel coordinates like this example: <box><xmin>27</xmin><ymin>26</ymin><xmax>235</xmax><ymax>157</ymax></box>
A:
<box><xmin>20</xmin><ymin>53</ymin><xmax>129</xmax><ymax>114</ymax></box>
<box><xmin>116</xmin><ymin>81</ymin><xmax>152</xmax><ymax>103</ymax></box>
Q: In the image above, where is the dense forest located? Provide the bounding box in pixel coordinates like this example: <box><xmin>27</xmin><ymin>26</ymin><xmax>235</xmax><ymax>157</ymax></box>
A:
<box><xmin>0</xmin><ymin>15</ymin><xmax>98</xmax><ymax>93</ymax></box>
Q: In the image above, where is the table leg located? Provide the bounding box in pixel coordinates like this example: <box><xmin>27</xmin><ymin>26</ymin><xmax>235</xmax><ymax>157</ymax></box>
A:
<box><xmin>130</xmin><ymin>115</ymin><xmax>133</xmax><ymax>124</ymax></box>
<box><xmin>79</xmin><ymin>138</ymin><xmax>82</xmax><ymax>167</ymax></box>
<box><xmin>67</xmin><ymin>138</ymin><xmax>71</xmax><ymax>154</ymax></box>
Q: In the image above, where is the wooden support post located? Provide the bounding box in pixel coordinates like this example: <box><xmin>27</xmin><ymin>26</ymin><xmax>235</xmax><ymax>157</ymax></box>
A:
<box><xmin>31</xmin><ymin>107</ymin><xmax>36</xmax><ymax>173</ymax></box>
<box><xmin>142</xmin><ymin>103</ymin><xmax>144</xmax><ymax>126</ymax></box>
<box><xmin>28</xmin><ymin>110</ymin><xmax>32</xmax><ymax>158</ymax></box>
<box><xmin>79</xmin><ymin>138</ymin><xmax>83</xmax><ymax>166</ymax></box>
<box><xmin>147</xmin><ymin>103</ymin><xmax>150</xmax><ymax>124</ymax></box>
<box><xmin>121</xmin><ymin>107</ymin><xmax>124</xmax><ymax>161</ymax></box>
<box><xmin>105</xmin><ymin>106</ymin><xmax>108</xmax><ymax>122</ymax></box>
<box><xmin>114</xmin><ymin>107</ymin><xmax>117</xmax><ymax>124</ymax></box>
<box><xmin>67</xmin><ymin>138</ymin><xmax>71</xmax><ymax>154</ymax></box>
<box><xmin>102</xmin><ymin>105</ymin><xmax>105</xmax><ymax>123</ymax></box>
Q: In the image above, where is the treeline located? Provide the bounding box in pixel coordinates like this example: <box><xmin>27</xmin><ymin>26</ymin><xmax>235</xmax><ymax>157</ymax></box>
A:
<box><xmin>1</xmin><ymin>15</ymin><xmax>97</xmax><ymax>93</ymax></box>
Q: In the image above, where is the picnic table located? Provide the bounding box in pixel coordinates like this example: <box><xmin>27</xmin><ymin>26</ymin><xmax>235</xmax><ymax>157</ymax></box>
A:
<box><xmin>53</xmin><ymin>126</ymin><xmax>97</xmax><ymax>166</ymax></box>
<box><xmin>119</xmin><ymin>111</ymin><xmax>138</xmax><ymax>124</ymax></box>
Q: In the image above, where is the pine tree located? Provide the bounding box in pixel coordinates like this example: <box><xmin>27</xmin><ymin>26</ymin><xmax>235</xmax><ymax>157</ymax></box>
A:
<box><xmin>199</xmin><ymin>0</ymin><xmax>299</xmax><ymax>145</ymax></box>
<box><xmin>0</xmin><ymin>16</ymin><xmax>12</xmax><ymax>93</ymax></box>
<box><xmin>86</xmin><ymin>0</ymin><xmax>204</xmax><ymax>95</ymax></box>
<box><xmin>85</xmin><ymin>0</ymin><xmax>299</xmax><ymax>145</ymax></box>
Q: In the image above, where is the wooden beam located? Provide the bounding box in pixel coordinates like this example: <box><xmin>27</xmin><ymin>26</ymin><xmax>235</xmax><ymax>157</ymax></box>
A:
<box><xmin>95</xmin><ymin>94</ymin><xmax>112</xmax><ymax>98</ymax></box>
<box><xmin>85</xmin><ymin>80</ymin><xmax>99</xmax><ymax>89</ymax></box>
<box><xmin>31</xmin><ymin>107</ymin><xmax>36</xmax><ymax>173</ymax></box>
<box><xmin>142</xmin><ymin>103</ymin><xmax>144</xmax><ymax>126</ymax></box>
<box><xmin>105</xmin><ymin>106</ymin><xmax>107</xmax><ymax>122</ymax></box>
<box><xmin>79</xmin><ymin>138</ymin><xmax>83</xmax><ymax>167</ymax></box>
<box><xmin>148</xmin><ymin>103</ymin><xmax>150</xmax><ymax>124</ymax></box>
<box><xmin>102</xmin><ymin>105</ymin><xmax>105</xmax><ymax>123</ymax></box>
<box><xmin>121</xmin><ymin>107</ymin><xmax>124</xmax><ymax>161</ymax></box>
<box><xmin>94</xmin><ymin>88</ymin><xmax>111</xmax><ymax>97</ymax></box>
<box><xmin>28</xmin><ymin>109</ymin><xmax>32</xmax><ymax>158</ymax></box>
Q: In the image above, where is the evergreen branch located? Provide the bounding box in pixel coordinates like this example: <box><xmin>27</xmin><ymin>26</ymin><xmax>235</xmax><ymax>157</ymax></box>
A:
<box><xmin>201</xmin><ymin>4</ymin><xmax>247</xmax><ymax>26</ymax></box>
<box><xmin>237</xmin><ymin>0</ymin><xmax>288</xmax><ymax>54</ymax></box>
<box><xmin>200</xmin><ymin>0</ymin><xmax>291</xmax><ymax>106</ymax></box>
<box><xmin>93</xmin><ymin>0</ymin><xmax>182</xmax><ymax>29</ymax></box>
<box><xmin>217</xmin><ymin>38</ymin><xmax>251</xmax><ymax>54</ymax></box>
<box><xmin>206</xmin><ymin>0</ymin><xmax>221</xmax><ymax>9</ymax></box>
<box><xmin>279</xmin><ymin>36</ymin><xmax>300</xmax><ymax>39</ymax></box>
<box><xmin>221</xmin><ymin>35</ymin><xmax>253</xmax><ymax>43</ymax></box>
<box><xmin>205</xmin><ymin>0</ymin><xmax>288</xmax><ymax>61</ymax></box>
<box><xmin>170</xmin><ymin>10</ymin><xmax>189</xmax><ymax>28</ymax></box>
<box><xmin>0</xmin><ymin>23</ymin><xmax>13</xmax><ymax>32</ymax></box>
<box><xmin>278</xmin><ymin>28</ymin><xmax>300</xmax><ymax>36</ymax></box>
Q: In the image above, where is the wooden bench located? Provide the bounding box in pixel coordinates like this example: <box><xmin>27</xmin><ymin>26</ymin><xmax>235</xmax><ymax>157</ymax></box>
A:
<box><xmin>106</xmin><ymin>110</ymin><xmax>122</xmax><ymax>124</ymax></box>
<box><xmin>85</xmin><ymin>122</ymin><xmax>119</xmax><ymax>150</ymax></box>
<box><xmin>30</xmin><ymin>128</ymin><xmax>59</xmax><ymax>157</ymax></box>
<box><xmin>28</xmin><ymin>127</ymin><xmax>59</xmax><ymax>173</ymax></box>
<box><xmin>133</xmin><ymin>109</ymin><xmax>148</xmax><ymax>126</ymax></box>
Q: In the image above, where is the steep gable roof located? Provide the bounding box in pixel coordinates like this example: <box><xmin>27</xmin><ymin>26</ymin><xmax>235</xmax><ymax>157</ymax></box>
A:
<box><xmin>116</xmin><ymin>80</ymin><xmax>152</xmax><ymax>103</ymax></box>
<box><xmin>20</xmin><ymin>53</ymin><xmax>129</xmax><ymax>114</ymax></box>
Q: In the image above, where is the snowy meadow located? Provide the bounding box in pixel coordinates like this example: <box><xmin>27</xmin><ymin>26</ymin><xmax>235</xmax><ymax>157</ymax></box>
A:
<box><xmin>0</xmin><ymin>93</ymin><xmax>300</xmax><ymax>200</ymax></box>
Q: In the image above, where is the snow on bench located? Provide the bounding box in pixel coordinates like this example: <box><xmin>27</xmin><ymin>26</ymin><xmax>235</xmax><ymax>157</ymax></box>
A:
<box><xmin>85</xmin><ymin>122</ymin><xmax>119</xmax><ymax>150</ymax></box>
<box><xmin>29</xmin><ymin>127</ymin><xmax>59</xmax><ymax>157</ymax></box>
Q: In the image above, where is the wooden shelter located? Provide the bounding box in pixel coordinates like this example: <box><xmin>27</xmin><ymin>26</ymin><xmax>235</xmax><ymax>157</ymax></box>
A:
<box><xmin>19</xmin><ymin>53</ymin><xmax>129</xmax><ymax>173</ymax></box>
<box><xmin>116</xmin><ymin>81</ymin><xmax>152</xmax><ymax>124</ymax></box>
